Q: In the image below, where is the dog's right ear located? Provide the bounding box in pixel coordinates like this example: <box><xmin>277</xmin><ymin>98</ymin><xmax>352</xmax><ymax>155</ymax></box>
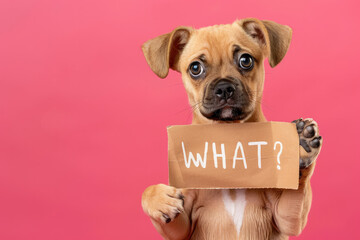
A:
<box><xmin>142</xmin><ymin>27</ymin><xmax>193</xmax><ymax>78</ymax></box>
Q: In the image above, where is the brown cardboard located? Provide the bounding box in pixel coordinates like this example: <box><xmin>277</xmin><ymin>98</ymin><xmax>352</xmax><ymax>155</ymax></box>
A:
<box><xmin>167</xmin><ymin>122</ymin><xmax>299</xmax><ymax>189</ymax></box>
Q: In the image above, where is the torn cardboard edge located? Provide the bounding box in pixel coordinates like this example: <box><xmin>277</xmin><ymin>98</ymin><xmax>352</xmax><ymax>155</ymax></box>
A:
<box><xmin>167</xmin><ymin>122</ymin><xmax>299</xmax><ymax>190</ymax></box>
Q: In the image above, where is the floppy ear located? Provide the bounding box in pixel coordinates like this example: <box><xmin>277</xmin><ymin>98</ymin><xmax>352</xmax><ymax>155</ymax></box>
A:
<box><xmin>238</xmin><ymin>18</ymin><xmax>292</xmax><ymax>67</ymax></box>
<box><xmin>142</xmin><ymin>27</ymin><xmax>193</xmax><ymax>78</ymax></box>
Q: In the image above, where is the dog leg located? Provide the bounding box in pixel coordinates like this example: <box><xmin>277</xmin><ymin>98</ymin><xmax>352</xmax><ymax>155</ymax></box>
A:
<box><xmin>270</xmin><ymin>118</ymin><xmax>322</xmax><ymax>236</ymax></box>
<box><xmin>142</xmin><ymin>184</ymin><xmax>192</xmax><ymax>240</ymax></box>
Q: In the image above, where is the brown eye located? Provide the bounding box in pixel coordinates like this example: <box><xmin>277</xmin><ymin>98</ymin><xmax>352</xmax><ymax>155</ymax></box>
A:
<box><xmin>239</xmin><ymin>54</ymin><xmax>254</xmax><ymax>70</ymax></box>
<box><xmin>189</xmin><ymin>61</ymin><xmax>204</xmax><ymax>78</ymax></box>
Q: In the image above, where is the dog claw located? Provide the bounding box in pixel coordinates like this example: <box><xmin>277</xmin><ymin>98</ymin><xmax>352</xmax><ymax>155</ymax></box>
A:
<box><xmin>292</xmin><ymin>118</ymin><xmax>302</xmax><ymax>123</ymax></box>
<box><xmin>174</xmin><ymin>211</ymin><xmax>180</xmax><ymax>218</ymax></box>
<box><xmin>163</xmin><ymin>213</ymin><xmax>171</xmax><ymax>223</ymax></box>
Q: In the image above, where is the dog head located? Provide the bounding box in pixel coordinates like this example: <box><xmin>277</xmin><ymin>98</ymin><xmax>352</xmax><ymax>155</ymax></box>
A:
<box><xmin>142</xmin><ymin>18</ymin><xmax>292</xmax><ymax>123</ymax></box>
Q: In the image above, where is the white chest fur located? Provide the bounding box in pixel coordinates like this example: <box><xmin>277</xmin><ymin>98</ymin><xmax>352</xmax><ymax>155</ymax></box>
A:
<box><xmin>221</xmin><ymin>189</ymin><xmax>247</xmax><ymax>235</ymax></box>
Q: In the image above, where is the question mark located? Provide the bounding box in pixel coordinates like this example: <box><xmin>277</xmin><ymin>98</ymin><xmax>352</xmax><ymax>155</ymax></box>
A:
<box><xmin>274</xmin><ymin>141</ymin><xmax>283</xmax><ymax>170</ymax></box>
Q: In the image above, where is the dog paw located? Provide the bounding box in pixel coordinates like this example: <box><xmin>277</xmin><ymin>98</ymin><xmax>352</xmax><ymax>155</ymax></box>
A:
<box><xmin>141</xmin><ymin>184</ymin><xmax>184</xmax><ymax>224</ymax></box>
<box><xmin>292</xmin><ymin>118</ymin><xmax>323</xmax><ymax>169</ymax></box>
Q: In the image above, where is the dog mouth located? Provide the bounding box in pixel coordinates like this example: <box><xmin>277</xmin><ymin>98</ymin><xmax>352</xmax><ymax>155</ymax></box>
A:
<box><xmin>200</xmin><ymin>105</ymin><xmax>248</xmax><ymax>122</ymax></box>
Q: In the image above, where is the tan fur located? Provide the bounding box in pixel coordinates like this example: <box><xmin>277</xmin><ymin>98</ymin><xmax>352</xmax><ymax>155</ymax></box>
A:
<box><xmin>141</xmin><ymin>18</ymin><xmax>316</xmax><ymax>239</ymax></box>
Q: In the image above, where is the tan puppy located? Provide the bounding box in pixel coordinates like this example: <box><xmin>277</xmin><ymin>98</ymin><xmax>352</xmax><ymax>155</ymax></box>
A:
<box><xmin>141</xmin><ymin>18</ymin><xmax>322</xmax><ymax>240</ymax></box>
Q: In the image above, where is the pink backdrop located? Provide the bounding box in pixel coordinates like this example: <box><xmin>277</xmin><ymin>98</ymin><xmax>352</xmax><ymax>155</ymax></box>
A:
<box><xmin>0</xmin><ymin>0</ymin><xmax>359</xmax><ymax>239</ymax></box>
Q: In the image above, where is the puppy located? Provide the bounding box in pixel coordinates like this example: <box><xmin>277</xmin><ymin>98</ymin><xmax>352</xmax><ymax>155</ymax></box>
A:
<box><xmin>141</xmin><ymin>18</ymin><xmax>322</xmax><ymax>240</ymax></box>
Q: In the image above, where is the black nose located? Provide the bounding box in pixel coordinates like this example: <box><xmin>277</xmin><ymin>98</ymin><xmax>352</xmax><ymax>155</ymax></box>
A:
<box><xmin>214</xmin><ymin>80</ymin><xmax>236</xmax><ymax>101</ymax></box>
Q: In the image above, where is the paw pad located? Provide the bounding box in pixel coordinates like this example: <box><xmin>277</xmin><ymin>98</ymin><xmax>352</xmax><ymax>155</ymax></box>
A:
<box><xmin>292</xmin><ymin>118</ymin><xmax>322</xmax><ymax>169</ymax></box>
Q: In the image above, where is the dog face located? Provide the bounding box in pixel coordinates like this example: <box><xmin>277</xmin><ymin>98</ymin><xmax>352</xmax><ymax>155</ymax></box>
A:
<box><xmin>142</xmin><ymin>18</ymin><xmax>292</xmax><ymax>123</ymax></box>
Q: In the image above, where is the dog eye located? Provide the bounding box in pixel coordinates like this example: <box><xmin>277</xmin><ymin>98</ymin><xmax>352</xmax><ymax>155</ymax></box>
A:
<box><xmin>189</xmin><ymin>61</ymin><xmax>204</xmax><ymax>78</ymax></box>
<box><xmin>238</xmin><ymin>54</ymin><xmax>254</xmax><ymax>70</ymax></box>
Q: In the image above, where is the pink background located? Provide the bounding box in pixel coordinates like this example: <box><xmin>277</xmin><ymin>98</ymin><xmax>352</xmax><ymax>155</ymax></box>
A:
<box><xmin>0</xmin><ymin>0</ymin><xmax>359</xmax><ymax>239</ymax></box>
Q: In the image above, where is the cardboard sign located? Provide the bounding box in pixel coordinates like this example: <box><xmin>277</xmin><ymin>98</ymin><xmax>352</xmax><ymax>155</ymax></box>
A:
<box><xmin>167</xmin><ymin>122</ymin><xmax>299</xmax><ymax>189</ymax></box>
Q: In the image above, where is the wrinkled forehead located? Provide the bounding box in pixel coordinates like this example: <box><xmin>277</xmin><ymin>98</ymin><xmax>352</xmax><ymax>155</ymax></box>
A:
<box><xmin>180</xmin><ymin>23</ymin><xmax>263</xmax><ymax>68</ymax></box>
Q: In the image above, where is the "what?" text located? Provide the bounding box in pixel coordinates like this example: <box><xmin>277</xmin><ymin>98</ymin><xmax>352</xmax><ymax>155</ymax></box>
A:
<box><xmin>181</xmin><ymin>141</ymin><xmax>283</xmax><ymax>170</ymax></box>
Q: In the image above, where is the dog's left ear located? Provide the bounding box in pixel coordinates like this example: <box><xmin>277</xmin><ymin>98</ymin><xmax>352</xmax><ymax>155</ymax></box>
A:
<box><xmin>237</xmin><ymin>18</ymin><xmax>292</xmax><ymax>67</ymax></box>
<box><xmin>142</xmin><ymin>27</ymin><xmax>193</xmax><ymax>78</ymax></box>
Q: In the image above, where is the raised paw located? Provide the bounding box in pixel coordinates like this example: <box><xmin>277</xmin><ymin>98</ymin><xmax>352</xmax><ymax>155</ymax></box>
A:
<box><xmin>292</xmin><ymin>118</ymin><xmax>323</xmax><ymax>169</ymax></box>
<box><xmin>141</xmin><ymin>184</ymin><xmax>184</xmax><ymax>224</ymax></box>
